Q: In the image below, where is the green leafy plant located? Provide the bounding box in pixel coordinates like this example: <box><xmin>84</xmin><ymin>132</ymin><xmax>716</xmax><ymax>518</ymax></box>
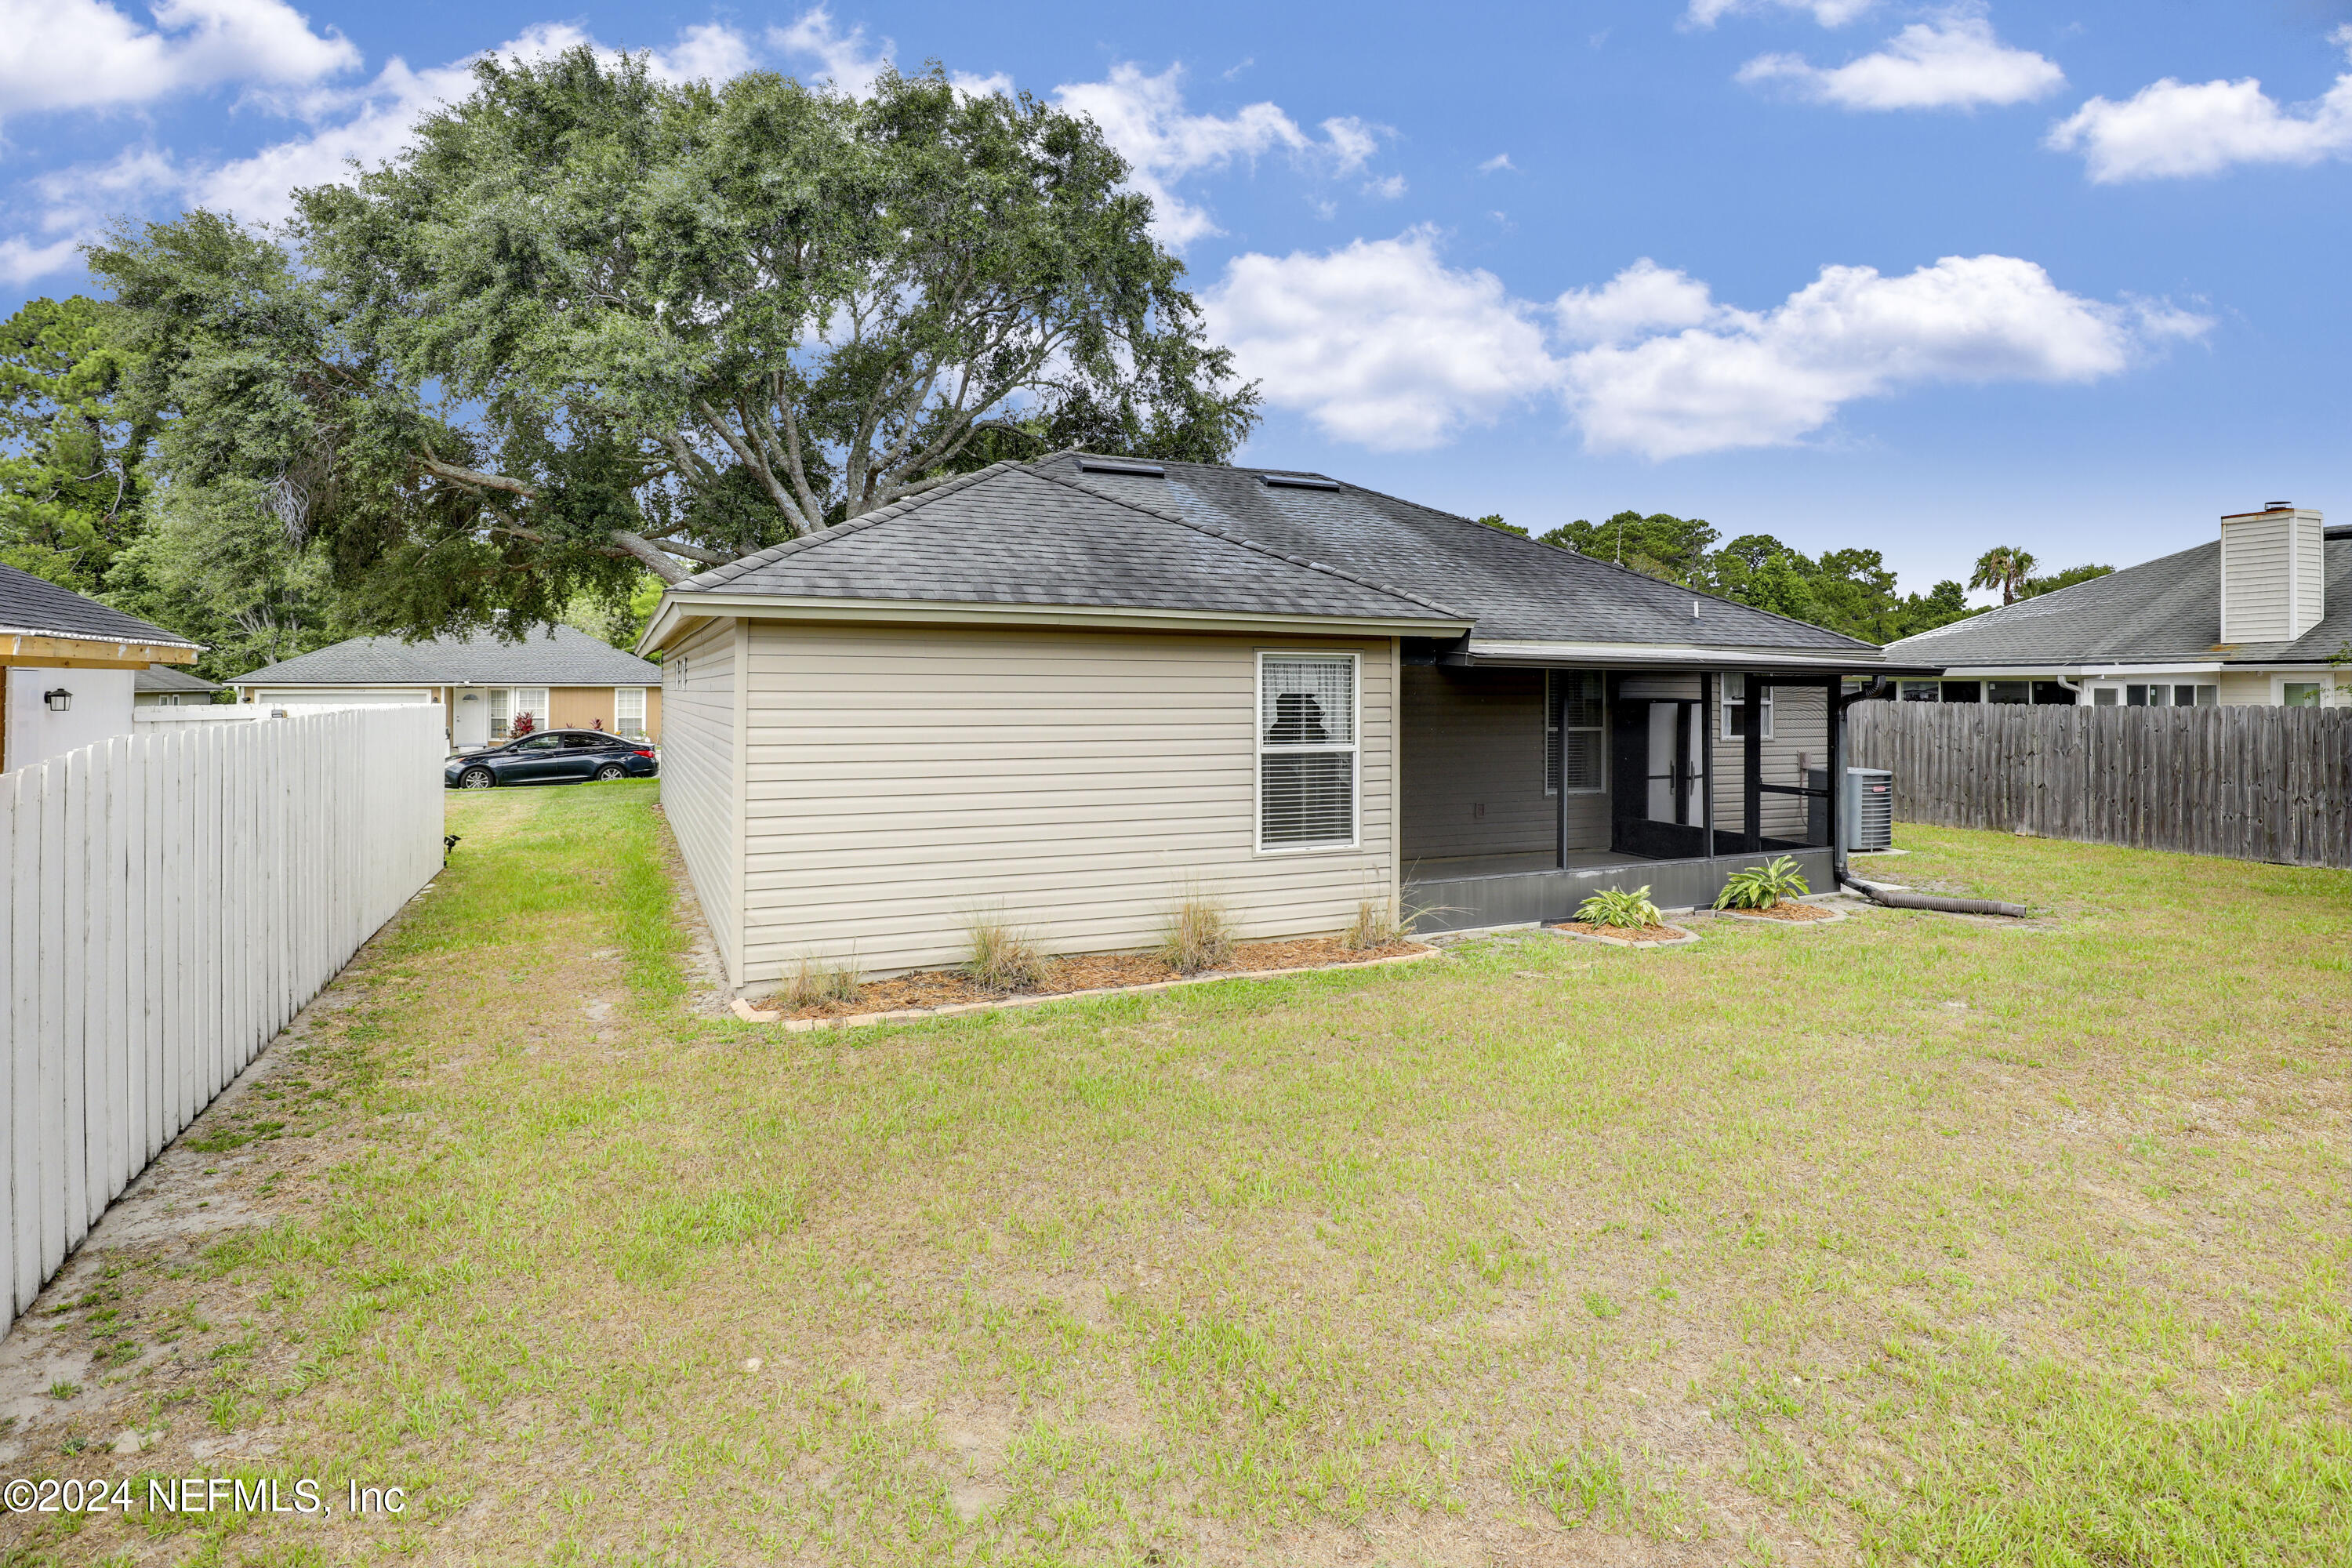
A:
<box><xmin>963</xmin><ymin>915</ymin><xmax>1045</xmax><ymax>992</ymax></box>
<box><xmin>1715</xmin><ymin>856</ymin><xmax>1811</xmax><ymax>910</ymax></box>
<box><xmin>1574</xmin><ymin>886</ymin><xmax>1663</xmax><ymax>931</ymax></box>
<box><xmin>1159</xmin><ymin>895</ymin><xmax>1235</xmax><ymax>974</ymax></box>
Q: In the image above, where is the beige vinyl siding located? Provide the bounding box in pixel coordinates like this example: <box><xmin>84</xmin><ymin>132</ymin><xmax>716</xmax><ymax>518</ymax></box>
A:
<box><xmin>2220</xmin><ymin>515</ymin><xmax>2295</xmax><ymax>642</ymax></box>
<box><xmin>547</xmin><ymin>686</ymin><xmax>615</xmax><ymax>732</ymax></box>
<box><xmin>2217</xmin><ymin>670</ymin><xmax>2275</xmax><ymax>706</ymax></box>
<box><xmin>1709</xmin><ymin>679</ymin><xmax>1830</xmax><ymax>841</ymax></box>
<box><xmin>659</xmin><ymin>617</ymin><xmax>743</xmax><ymax>983</ymax></box>
<box><xmin>737</xmin><ymin>622</ymin><xmax>1396</xmax><ymax>983</ymax></box>
<box><xmin>1399</xmin><ymin>667</ymin><xmax>1560</xmax><ymax>858</ymax></box>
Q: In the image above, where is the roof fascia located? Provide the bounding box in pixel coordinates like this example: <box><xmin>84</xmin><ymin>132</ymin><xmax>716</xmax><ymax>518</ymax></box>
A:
<box><xmin>1466</xmin><ymin>638</ymin><xmax>1919</xmax><ymax>673</ymax></box>
<box><xmin>5</xmin><ymin>631</ymin><xmax>201</xmax><ymax>664</ymax></box>
<box><xmin>647</xmin><ymin>592</ymin><xmax>1468</xmax><ymax>642</ymax></box>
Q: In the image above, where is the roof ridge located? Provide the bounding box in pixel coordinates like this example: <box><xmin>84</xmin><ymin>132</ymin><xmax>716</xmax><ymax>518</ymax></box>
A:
<box><xmin>1024</xmin><ymin>461</ymin><xmax>1472</xmax><ymax>621</ymax></box>
<box><xmin>673</xmin><ymin>465</ymin><xmax>1018</xmax><ymax>591</ymax></box>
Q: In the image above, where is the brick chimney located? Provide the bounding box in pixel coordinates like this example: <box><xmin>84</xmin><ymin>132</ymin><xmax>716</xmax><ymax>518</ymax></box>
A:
<box><xmin>2219</xmin><ymin>503</ymin><xmax>2325</xmax><ymax>643</ymax></box>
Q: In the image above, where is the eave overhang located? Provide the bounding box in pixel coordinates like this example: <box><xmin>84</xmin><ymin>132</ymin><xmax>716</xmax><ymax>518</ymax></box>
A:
<box><xmin>639</xmin><ymin>592</ymin><xmax>1471</xmax><ymax>655</ymax></box>
<box><xmin>1462</xmin><ymin>638</ymin><xmax>1937</xmax><ymax>677</ymax></box>
<box><xmin>3</xmin><ymin>631</ymin><xmax>202</xmax><ymax>670</ymax></box>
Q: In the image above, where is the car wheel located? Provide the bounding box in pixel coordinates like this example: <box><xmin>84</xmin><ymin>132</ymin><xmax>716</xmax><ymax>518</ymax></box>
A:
<box><xmin>459</xmin><ymin>767</ymin><xmax>495</xmax><ymax>789</ymax></box>
<box><xmin>594</xmin><ymin>763</ymin><xmax>626</xmax><ymax>781</ymax></box>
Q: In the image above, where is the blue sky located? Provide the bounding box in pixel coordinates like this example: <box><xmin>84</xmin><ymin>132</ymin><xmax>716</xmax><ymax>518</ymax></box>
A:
<box><xmin>5</xmin><ymin>2</ymin><xmax>2350</xmax><ymax>596</ymax></box>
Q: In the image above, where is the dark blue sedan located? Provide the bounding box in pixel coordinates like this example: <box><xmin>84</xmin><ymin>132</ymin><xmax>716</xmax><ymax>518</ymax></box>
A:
<box><xmin>445</xmin><ymin>729</ymin><xmax>659</xmax><ymax>789</ymax></box>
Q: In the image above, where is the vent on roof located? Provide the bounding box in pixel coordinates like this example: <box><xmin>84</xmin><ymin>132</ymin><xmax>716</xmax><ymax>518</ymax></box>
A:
<box><xmin>1261</xmin><ymin>474</ymin><xmax>1340</xmax><ymax>491</ymax></box>
<box><xmin>1076</xmin><ymin>456</ymin><xmax>1165</xmax><ymax>477</ymax></box>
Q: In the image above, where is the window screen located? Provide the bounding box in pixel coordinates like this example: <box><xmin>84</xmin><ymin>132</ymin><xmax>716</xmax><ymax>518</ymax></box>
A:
<box><xmin>615</xmin><ymin>687</ymin><xmax>647</xmax><ymax>735</ymax></box>
<box><xmin>1545</xmin><ymin>670</ymin><xmax>1604</xmax><ymax>794</ymax></box>
<box><xmin>1259</xmin><ymin>654</ymin><xmax>1356</xmax><ymax>848</ymax></box>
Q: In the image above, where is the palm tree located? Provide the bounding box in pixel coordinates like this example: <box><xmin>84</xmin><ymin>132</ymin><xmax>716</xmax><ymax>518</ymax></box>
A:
<box><xmin>1969</xmin><ymin>546</ymin><xmax>2038</xmax><ymax>606</ymax></box>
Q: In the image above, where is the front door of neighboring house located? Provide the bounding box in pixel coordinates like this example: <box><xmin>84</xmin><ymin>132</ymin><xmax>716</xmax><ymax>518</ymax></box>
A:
<box><xmin>452</xmin><ymin>690</ymin><xmax>491</xmax><ymax>749</ymax></box>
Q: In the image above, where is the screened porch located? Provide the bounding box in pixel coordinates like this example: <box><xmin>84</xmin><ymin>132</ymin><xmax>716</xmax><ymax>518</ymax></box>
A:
<box><xmin>1398</xmin><ymin>660</ymin><xmax>1852</xmax><ymax>931</ymax></box>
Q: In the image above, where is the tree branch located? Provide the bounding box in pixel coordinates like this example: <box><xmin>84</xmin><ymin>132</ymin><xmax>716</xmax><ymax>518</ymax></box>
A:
<box><xmin>607</xmin><ymin>530</ymin><xmax>691</xmax><ymax>584</ymax></box>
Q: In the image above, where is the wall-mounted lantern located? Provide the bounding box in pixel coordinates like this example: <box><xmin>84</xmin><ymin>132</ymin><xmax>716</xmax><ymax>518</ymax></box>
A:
<box><xmin>42</xmin><ymin>688</ymin><xmax>71</xmax><ymax>713</ymax></box>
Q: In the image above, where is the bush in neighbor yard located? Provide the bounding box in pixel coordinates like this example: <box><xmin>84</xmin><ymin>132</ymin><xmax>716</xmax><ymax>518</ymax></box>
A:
<box><xmin>1157</xmin><ymin>894</ymin><xmax>1236</xmax><ymax>973</ymax></box>
<box><xmin>963</xmin><ymin>914</ymin><xmax>1046</xmax><ymax>992</ymax></box>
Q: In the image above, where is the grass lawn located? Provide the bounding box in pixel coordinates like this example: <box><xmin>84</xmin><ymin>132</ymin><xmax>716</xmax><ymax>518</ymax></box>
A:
<box><xmin>6</xmin><ymin>780</ymin><xmax>2347</xmax><ymax>1566</ymax></box>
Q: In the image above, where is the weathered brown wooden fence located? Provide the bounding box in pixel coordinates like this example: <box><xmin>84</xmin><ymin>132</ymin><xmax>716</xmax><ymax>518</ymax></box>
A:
<box><xmin>1847</xmin><ymin>702</ymin><xmax>2352</xmax><ymax>869</ymax></box>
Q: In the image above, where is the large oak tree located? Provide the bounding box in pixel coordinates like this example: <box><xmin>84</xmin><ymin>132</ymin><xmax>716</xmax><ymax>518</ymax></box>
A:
<box><xmin>93</xmin><ymin>48</ymin><xmax>1258</xmax><ymax>637</ymax></box>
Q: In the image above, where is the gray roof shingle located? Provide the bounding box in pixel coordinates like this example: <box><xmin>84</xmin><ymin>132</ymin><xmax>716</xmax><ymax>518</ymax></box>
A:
<box><xmin>1887</xmin><ymin>537</ymin><xmax>2352</xmax><ymax>667</ymax></box>
<box><xmin>670</xmin><ymin>457</ymin><xmax>1882</xmax><ymax>655</ymax></box>
<box><xmin>0</xmin><ymin>564</ymin><xmax>199</xmax><ymax>649</ymax></box>
<box><xmin>1025</xmin><ymin>455</ymin><xmax>1877</xmax><ymax>653</ymax></box>
<box><xmin>136</xmin><ymin>664</ymin><xmax>220</xmax><ymax>694</ymax></box>
<box><xmin>673</xmin><ymin>463</ymin><xmax>1465</xmax><ymax>624</ymax></box>
<box><xmin>229</xmin><ymin>624</ymin><xmax>660</xmax><ymax>686</ymax></box>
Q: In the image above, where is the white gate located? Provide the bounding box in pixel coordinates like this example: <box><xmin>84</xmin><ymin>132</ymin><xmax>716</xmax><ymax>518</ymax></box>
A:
<box><xmin>2</xmin><ymin>705</ymin><xmax>445</xmax><ymax>1327</ymax></box>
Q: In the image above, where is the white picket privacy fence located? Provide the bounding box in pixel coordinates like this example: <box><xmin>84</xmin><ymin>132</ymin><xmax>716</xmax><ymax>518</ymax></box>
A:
<box><xmin>2</xmin><ymin>704</ymin><xmax>445</xmax><ymax>1327</ymax></box>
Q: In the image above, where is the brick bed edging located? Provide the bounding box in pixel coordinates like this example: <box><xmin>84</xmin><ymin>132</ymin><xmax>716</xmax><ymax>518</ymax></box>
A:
<box><xmin>729</xmin><ymin>946</ymin><xmax>1446</xmax><ymax>1032</ymax></box>
<box><xmin>1548</xmin><ymin>924</ymin><xmax>1702</xmax><ymax>949</ymax></box>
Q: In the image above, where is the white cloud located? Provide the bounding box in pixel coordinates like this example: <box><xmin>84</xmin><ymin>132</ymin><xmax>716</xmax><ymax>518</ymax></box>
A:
<box><xmin>1477</xmin><ymin>153</ymin><xmax>1515</xmax><ymax>173</ymax></box>
<box><xmin>1202</xmin><ymin>228</ymin><xmax>1562</xmax><ymax>449</ymax></box>
<box><xmin>768</xmin><ymin>8</ymin><xmax>1005</xmax><ymax>100</ymax></box>
<box><xmin>654</xmin><ymin>22</ymin><xmax>760</xmax><ymax>85</ymax></box>
<box><xmin>2046</xmin><ymin>29</ymin><xmax>2352</xmax><ymax>180</ymax></box>
<box><xmin>1051</xmin><ymin>62</ymin><xmax>1384</xmax><ymax>246</ymax></box>
<box><xmin>0</xmin><ymin>0</ymin><xmax>360</xmax><ymax>123</ymax></box>
<box><xmin>1363</xmin><ymin>173</ymin><xmax>1407</xmax><ymax>199</ymax></box>
<box><xmin>1686</xmin><ymin>0</ymin><xmax>1878</xmax><ymax>29</ymax></box>
<box><xmin>0</xmin><ymin>234</ymin><xmax>84</xmax><ymax>285</ymax></box>
<box><xmin>1563</xmin><ymin>255</ymin><xmax>2206</xmax><ymax>458</ymax></box>
<box><xmin>1553</xmin><ymin>258</ymin><xmax>1720</xmax><ymax>346</ymax></box>
<box><xmin>1205</xmin><ymin>235</ymin><xmax>2205</xmax><ymax>457</ymax></box>
<box><xmin>1737</xmin><ymin>9</ymin><xmax>2063</xmax><ymax>111</ymax></box>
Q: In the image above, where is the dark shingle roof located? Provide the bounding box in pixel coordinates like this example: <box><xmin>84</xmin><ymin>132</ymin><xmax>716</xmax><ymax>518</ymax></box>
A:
<box><xmin>229</xmin><ymin>624</ymin><xmax>660</xmax><ymax>686</ymax></box>
<box><xmin>673</xmin><ymin>463</ymin><xmax>1465</xmax><ymax>624</ymax></box>
<box><xmin>1887</xmin><ymin>538</ymin><xmax>2352</xmax><ymax>667</ymax></box>
<box><xmin>136</xmin><ymin>664</ymin><xmax>220</xmax><ymax>694</ymax></box>
<box><xmin>1025</xmin><ymin>456</ymin><xmax>1874</xmax><ymax>652</ymax></box>
<box><xmin>0</xmin><ymin>563</ymin><xmax>199</xmax><ymax>649</ymax></box>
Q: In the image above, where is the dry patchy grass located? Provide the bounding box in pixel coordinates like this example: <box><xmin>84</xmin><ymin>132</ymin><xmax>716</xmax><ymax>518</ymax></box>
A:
<box><xmin>4</xmin><ymin>784</ymin><xmax>2346</xmax><ymax>1566</ymax></box>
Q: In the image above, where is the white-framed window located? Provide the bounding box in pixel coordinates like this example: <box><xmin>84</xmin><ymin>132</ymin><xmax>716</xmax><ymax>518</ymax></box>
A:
<box><xmin>1544</xmin><ymin>670</ymin><xmax>1605</xmax><ymax>795</ymax></box>
<box><xmin>2281</xmin><ymin>681</ymin><xmax>2321</xmax><ymax>709</ymax></box>
<box><xmin>489</xmin><ymin>688</ymin><xmax>510</xmax><ymax>735</ymax></box>
<box><xmin>1898</xmin><ymin>680</ymin><xmax>1940</xmax><ymax>702</ymax></box>
<box><xmin>2128</xmin><ymin>683</ymin><xmax>2220</xmax><ymax>707</ymax></box>
<box><xmin>615</xmin><ymin>686</ymin><xmax>647</xmax><ymax>735</ymax></box>
<box><xmin>1721</xmin><ymin>673</ymin><xmax>1773</xmax><ymax>740</ymax></box>
<box><xmin>1257</xmin><ymin>652</ymin><xmax>1358</xmax><ymax>851</ymax></box>
<box><xmin>2092</xmin><ymin>686</ymin><xmax>2119</xmax><ymax>706</ymax></box>
<box><xmin>510</xmin><ymin>686</ymin><xmax>549</xmax><ymax>733</ymax></box>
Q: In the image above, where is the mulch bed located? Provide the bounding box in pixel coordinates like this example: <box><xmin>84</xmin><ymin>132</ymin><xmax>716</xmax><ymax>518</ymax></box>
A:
<box><xmin>1550</xmin><ymin>920</ymin><xmax>1690</xmax><ymax>944</ymax></box>
<box><xmin>764</xmin><ymin>937</ymin><xmax>1429</xmax><ymax>1020</ymax></box>
<box><xmin>1723</xmin><ymin>902</ymin><xmax>1838</xmax><ymax>921</ymax></box>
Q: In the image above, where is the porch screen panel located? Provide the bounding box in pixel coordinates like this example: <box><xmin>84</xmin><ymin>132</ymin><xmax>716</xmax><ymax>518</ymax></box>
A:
<box><xmin>1259</xmin><ymin>654</ymin><xmax>1356</xmax><ymax>848</ymax></box>
<box><xmin>1545</xmin><ymin>670</ymin><xmax>1604</xmax><ymax>794</ymax></box>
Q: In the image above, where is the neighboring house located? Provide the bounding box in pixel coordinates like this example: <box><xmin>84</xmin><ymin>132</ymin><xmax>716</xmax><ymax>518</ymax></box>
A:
<box><xmin>641</xmin><ymin>455</ymin><xmax>1918</xmax><ymax>993</ymax></box>
<box><xmin>227</xmin><ymin>625</ymin><xmax>662</xmax><ymax>748</ymax></box>
<box><xmin>2</xmin><ymin>563</ymin><xmax>203</xmax><ymax>774</ymax></box>
<box><xmin>135</xmin><ymin>663</ymin><xmax>222</xmax><ymax>707</ymax></box>
<box><xmin>1886</xmin><ymin>503</ymin><xmax>2352</xmax><ymax>709</ymax></box>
